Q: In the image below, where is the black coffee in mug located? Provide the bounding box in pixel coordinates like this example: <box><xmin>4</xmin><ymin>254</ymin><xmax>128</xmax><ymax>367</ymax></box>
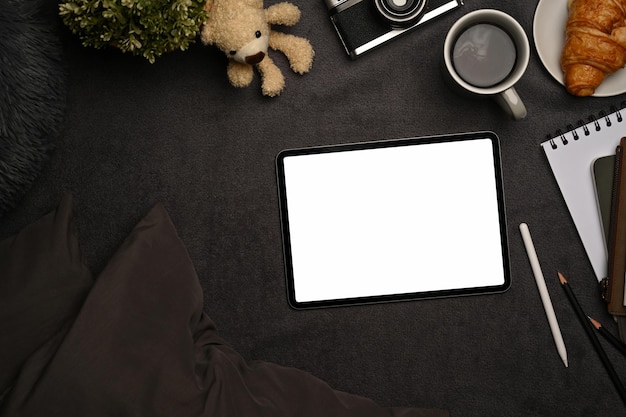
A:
<box><xmin>451</xmin><ymin>23</ymin><xmax>517</xmax><ymax>88</ymax></box>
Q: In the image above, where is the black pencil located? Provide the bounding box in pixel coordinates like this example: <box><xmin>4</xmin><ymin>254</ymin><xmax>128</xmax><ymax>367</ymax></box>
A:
<box><xmin>558</xmin><ymin>272</ymin><xmax>626</xmax><ymax>407</ymax></box>
<box><xmin>589</xmin><ymin>316</ymin><xmax>626</xmax><ymax>357</ymax></box>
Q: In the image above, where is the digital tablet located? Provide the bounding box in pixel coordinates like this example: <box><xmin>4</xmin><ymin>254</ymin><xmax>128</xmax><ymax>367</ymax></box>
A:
<box><xmin>276</xmin><ymin>131</ymin><xmax>511</xmax><ymax>309</ymax></box>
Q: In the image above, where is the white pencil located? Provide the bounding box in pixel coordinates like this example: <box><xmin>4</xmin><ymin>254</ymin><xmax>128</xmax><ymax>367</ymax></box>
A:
<box><xmin>519</xmin><ymin>223</ymin><xmax>568</xmax><ymax>367</ymax></box>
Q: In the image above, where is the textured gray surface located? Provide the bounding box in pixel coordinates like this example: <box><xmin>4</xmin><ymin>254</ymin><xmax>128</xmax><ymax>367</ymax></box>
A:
<box><xmin>2</xmin><ymin>1</ymin><xmax>625</xmax><ymax>415</ymax></box>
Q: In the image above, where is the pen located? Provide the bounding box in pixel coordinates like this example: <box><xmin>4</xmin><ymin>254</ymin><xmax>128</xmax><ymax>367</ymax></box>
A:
<box><xmin>558</xmin><ymin>272</ymin><xmax>626</xmax><ymax>407</ymax></box>
<box><xmin>519</xmin><ymin>223</ymin><xmax>568</xmax><ymax>367</ymax></box>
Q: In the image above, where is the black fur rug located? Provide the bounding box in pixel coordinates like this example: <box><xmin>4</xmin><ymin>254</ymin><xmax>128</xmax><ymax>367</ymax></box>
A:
<box><xmin>0</xmin><ymin>0</ymin><xmax>67</xmax><ymax>218</ymax></box>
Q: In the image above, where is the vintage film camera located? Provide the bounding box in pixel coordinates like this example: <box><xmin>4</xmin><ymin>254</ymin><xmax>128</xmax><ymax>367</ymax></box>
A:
<box><xmin>325</xmin><ymin>0</ymin><xmax>464</xmax><ymax>59</ymax></box>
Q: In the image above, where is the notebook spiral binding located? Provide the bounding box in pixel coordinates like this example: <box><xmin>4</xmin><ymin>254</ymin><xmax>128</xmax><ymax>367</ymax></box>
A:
<box><xmin>547</xmin><ymin>101</ymin><xmax>626</xmax><ymax>150</ymax></box>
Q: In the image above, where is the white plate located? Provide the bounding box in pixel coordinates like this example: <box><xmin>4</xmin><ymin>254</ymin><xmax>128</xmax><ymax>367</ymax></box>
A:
<box><xmin>533</xmin><ymin>0</ymin><xmax>626</xmax><ymax>97</ymax></box>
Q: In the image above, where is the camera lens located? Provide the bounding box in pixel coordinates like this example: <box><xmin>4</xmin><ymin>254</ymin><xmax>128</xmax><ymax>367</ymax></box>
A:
<box><xmin>374</xmin><ymin>0</ymin><xmax>427</xmax><ymax>27</ymax></box>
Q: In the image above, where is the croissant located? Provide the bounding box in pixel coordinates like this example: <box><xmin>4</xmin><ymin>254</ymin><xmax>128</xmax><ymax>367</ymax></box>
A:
<box><xmin>561</xmin><ymin>0</ymin><xmax>626</xmax><ymax>96</ymax></box>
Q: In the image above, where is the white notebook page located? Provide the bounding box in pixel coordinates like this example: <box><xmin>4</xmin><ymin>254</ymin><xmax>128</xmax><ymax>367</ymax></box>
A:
<box><xmin>541</xmin><ymin>109</ymin><xmax>625</xmax><ymax>283</ymax></box>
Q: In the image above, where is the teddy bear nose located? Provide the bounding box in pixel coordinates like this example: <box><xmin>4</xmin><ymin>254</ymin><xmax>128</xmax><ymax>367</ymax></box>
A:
<box><xmin>245</xmin><ymin>52</ymin><xmax>265</xmax><ymax>65</ymax></box>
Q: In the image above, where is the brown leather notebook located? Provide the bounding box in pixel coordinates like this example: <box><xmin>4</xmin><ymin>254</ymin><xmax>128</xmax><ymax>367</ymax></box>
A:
<box><xmin>604</xmin><ymin>137</ymin><xmax>626</xmax><ymax>316</ymax></box>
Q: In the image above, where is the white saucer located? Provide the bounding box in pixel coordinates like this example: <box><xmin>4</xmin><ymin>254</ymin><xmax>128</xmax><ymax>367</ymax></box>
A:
<box><xmin>533</xmin><ymin>0</ymin><xmax>626</xmax><ymax>97</ymax></box>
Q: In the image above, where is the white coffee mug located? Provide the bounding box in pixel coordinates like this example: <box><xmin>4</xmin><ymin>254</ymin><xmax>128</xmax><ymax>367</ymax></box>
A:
<box><xmin>442</xmin><ymin>9</ymin><xmax>530</xmax><ymax>120</ymax></box>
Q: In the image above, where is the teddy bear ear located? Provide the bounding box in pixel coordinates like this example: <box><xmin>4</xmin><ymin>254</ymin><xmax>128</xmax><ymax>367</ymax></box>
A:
<box><xmin>200</xmin><ymin>22</ymin><xmax>216</xmax><ymax>45</ymax></box>
<box><xmin>200</xmin><ymin>0</ymin><xmax>217</xmax><ymax>45</ymax></box>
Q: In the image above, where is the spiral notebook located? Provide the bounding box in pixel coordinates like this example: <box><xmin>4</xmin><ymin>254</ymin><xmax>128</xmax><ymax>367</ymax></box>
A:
<box><xmin>541</xmin><ymin>104</ymin><xmax>626</xmax><ymax>282</ymax></box>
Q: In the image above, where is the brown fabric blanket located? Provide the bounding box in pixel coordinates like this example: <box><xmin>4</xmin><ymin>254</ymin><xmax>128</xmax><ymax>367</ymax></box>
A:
<box><xmin>0</xmin><ymin>194</ymin><xmax>447</xmax><ymax>417</ymax></box>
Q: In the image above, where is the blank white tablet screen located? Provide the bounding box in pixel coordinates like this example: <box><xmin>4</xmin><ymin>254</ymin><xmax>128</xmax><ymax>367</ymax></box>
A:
<box><xmin>281</xmin><ymin>136</ymin><xmax>507</xmax><ymax>304</ymax></box>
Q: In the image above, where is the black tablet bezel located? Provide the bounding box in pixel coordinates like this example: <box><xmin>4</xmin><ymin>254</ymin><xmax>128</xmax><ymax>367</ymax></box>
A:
<box><xmin>276</xmin><ymin>131</ymin><xmax>511</xmax><ymax>309</ymax></box>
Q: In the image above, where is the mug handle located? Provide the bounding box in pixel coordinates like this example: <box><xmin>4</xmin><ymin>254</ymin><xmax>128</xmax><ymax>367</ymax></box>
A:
<box><xmin>494</xmin><ymin>87</ymin><xmax>527</xmax><ymax>120</ymax></box>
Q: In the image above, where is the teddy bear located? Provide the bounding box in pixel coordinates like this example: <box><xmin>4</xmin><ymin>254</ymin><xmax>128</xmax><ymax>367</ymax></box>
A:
<box><xmin>200</xmin><ymin>0</ymin><xmax>314</xmax><ymax>97</ymax></box>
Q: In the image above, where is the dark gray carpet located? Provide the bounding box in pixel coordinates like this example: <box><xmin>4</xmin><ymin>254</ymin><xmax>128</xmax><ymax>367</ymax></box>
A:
<box><xmin>1</xmin><ymin>1</ymin><xmax>625</xmax><ymax>416</ymax></box>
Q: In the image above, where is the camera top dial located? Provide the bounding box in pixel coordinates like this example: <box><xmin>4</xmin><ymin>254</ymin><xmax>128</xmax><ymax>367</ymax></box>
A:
<box><xmin>374</xmin><ymin>0</ymin><xmax>427</xmax><ymax>27</ymax></box>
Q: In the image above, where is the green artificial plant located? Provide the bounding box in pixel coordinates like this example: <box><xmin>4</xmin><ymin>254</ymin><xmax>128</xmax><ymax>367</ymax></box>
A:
<box><xmin>59</xmin><ymin>0</ymin><xmax>207</xmax><ymax>63</ymax></box>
